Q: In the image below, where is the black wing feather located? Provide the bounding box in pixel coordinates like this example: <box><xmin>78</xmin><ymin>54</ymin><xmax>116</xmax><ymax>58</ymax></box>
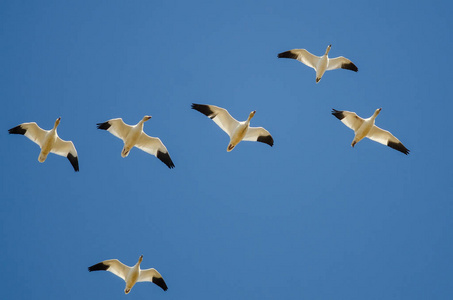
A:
<box><xmin>331</xmin><ymin>109</ymin><xmax>346</xmax><ymax>120</ymax></box>
<box><xmin>157</xmin><ymin>150</ymin><xmax>175</xmax><ymax>169</ymax></box>
<box><xmin>277</xmin><ymin>51</ymin><xmax>299</xmax><ymax>60</ymax></box>
<box><xmin>191</xmin><ymin>103</ymin><xmax>217</xmax><ymax>119</ymax></box>
<box><xmin>88</xmin><ymin>262</ymin><xmax>109</xmax><ymax>272</ymax></box>
<box><xmin>257</xmin><ymin>135</ymin><xmax>274</xmax><ymax>147</ymax></box>
<box><xmin>152</xmin><ymin>276</ymin><xmax>168</xmax><ymax>291</ymax></box>
<box><xmin>8</xmin><ymin>125</ymin><xmax>26</xmax><ymax>135</ymax></box>
<box><xmin>67</xmin><ymin>153</ymin><xmax>79</xmax><ymax>172</ymax></box>
<box><xmin>388</xmin><ymin>141</ymin><xmax>410</xmax><ymax>155</ymax></box>
<box><xmin>97</xmin><ymin>121</ymin><xmax>111</xmax><ymax>130</ymax></box>
<box><xmin>341</xmin><ymin>62</ymin><xmax>358</xmax><ymax>72</ymax></box>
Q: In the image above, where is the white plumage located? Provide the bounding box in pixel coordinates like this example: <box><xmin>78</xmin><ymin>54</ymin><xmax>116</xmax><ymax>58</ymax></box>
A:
<box><xmin>88</xmin><ymin>255</ymin><xmax>168</xmax><ymax>294</ymax></box>
<box><xmin>278</xmin><ymin>45</ymin><xmax>358</xmax><ymax>83</ymax></box>
<box><xmin>191</xmin><ymin>103</ymin><xmax>274</xmax><ymax>152</ymax></box>
<box><xmin>8</xmin><ymin>117</ymin><xmax>79</xmax><ymax>171</ymax></box>
<box><xmin>97</xmin><ymin>116</ymin><xmax>175</xmax><ymax>168</ymax></box>
<box><xmin>332</xmin><ymin>108</ymin><xmax>410</xmax><ymax>155</ymax></box>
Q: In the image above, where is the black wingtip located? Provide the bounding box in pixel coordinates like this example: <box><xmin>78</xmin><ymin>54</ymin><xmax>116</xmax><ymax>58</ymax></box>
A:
<box><xmin>342</xmin><ymin>62</ymin><xmax>358</xmax><ymax>72</ymax></box>
<box><xmin>88</xmin><ymin>262</ymin><xmax>109</xmax><ymax>272</ymax></box>
<box><xmin>277</xmin><ymin>51</ymin><xmax>298</xmax><ymax>60</ymax></box>
<box><xmin>157</xmin><ymin>150</ymin><xmax>175</xmax><ymax>169</ymax></box>
<box><xmin>257</xmin><ymin>135</ymin><xmax>274</xmax><ymax>147</ymax></box>
<box><xmin>331</xmin><ymin>109</ymin><xmax>345</xmax><ymax>120</ymax></box>
<box><xmin>67</xmin><ymin>153</ymin><xmax>79</xmax><ymax>172</ymax></box>
<box><xmin>388</xmin><ymin>141</ymin><xmax>410</xmax><ymax>155</ymax></box>
<box><xmin>8</xmin><ymin>125</ymin><xmax>26</xmax><ymax>135</ymax></box>
<box><xmin>96</xmin><ymin>121</ymin><xmax>111</xmax><ymax>130</ymax></box>
<box><xmin>191</xmin><ymin>103</ymin><xmax>216</xmax><ymax>119</ymax></box>
<box><xmin>152</xmin><ymin>276</ymin><xmax>168</xmax><ymax>291</ymax></box>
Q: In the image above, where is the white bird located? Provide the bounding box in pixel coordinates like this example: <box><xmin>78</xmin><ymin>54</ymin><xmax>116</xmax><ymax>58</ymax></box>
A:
<box><xmin>332</xmin><ymin>108</ymin><xmax>409</xmax><ymax>155</ymax></box>
<box><xmin>191</xmin><ymin>103</ymin><xmax>274</xmax><ymax>152</ymax></box>
<box><xmin>88</xmin><ymin>255</ymin><xmax>168</xmax><ymax>294</ymax></box>
<box><xmin>278</xmin><ymin>45</ymin><xmax>358</xmax><ymax>83</ymax></box>
<box><xmin>97</xmin><ymin>116</ymin><xmax>175</xmax><ymax>169</ymax></box>
<box><xmin>8</xmin><ymin>117</ymin><xmax>79</xmax><ymax>171</ymax></box>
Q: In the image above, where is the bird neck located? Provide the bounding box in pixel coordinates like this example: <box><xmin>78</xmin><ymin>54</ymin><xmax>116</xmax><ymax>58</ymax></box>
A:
<box><xmin>133</xmin><ymin>261</ymin><xmax>141</xmax><ymax>271</ymax></box>
<box><xmin>371</xmin><ymin>110</ymin><xmax>380</xmax><ymax>120</ymax></box>
<box><xmin>53</xmin><ymin>120</ymin><xmax>60</xmax><ymax>131</ymax></box>
<box><xmin>137</xmin><ymin>119</ymin><xmax>146</xmax><ymax>129</ymax></box>
<box><xmin>246</xmin><ymin>113</ymin><xmax>255</xmax><ymax>124</ymax></box>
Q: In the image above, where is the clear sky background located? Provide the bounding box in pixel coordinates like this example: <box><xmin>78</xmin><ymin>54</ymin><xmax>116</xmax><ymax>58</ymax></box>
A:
<box><xmin>1</xmin><ymin>0</ymin><xmax>452</xmax><ymax>299</ymax></box>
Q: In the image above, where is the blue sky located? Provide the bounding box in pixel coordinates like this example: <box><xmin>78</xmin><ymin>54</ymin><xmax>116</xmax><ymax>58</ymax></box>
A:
<box><xmin>1</xmin><ymin>0</ymin><xmax>452</xmax><ymax>299</ymax></box>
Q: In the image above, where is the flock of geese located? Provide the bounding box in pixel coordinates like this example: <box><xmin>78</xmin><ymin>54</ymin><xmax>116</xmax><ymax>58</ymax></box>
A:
<box><xmin>8</xmin><ymin>45</ymin><xmax>409</xmax><ymax>295</ymax></box>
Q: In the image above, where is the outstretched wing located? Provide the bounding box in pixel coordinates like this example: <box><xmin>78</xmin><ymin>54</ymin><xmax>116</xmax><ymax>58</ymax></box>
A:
<box><xmin>88</xmin><ymin>259</ymin><xmax>130</xmax><ymax>281</ymax></box>
<box><xmin>278</xmin><ymin>49</ymin><xmax>320</xmax><ymax>70</ymax></box>
<box><xmin>327</xmin><ymin>56</ymin><xmax>358</xmax><ymax>72</ymax></box>
<box><xmin>52</xmin><ymin>138</ymin><xmax>79</xmax><ymax>171</ymax></box>
<box><xmin>138</xmin><ymin>268</ymin><xmax>168</xmax><ymax>291</ymax></box>
<box><xmin>9</xmin><ymin>122</ymin><xmax>48</xmax><ymax>148</ymax></box>
<box><xmin>97</xmin><ymin>118</ymin><xmax>132</xmax><ymax>141</ymax></box>
<box><xmin>367</xmin><ymin>125</ymin><xmax>410</xmax><ymax>155</ymax></box>
<box><xmin>191</xmin><ymin>103</ymin><xmax>239</xmax><ymax>137</ymax></box>
<box><xmin>135</xmin><ymin>133</ymin><xmax>175</xmax><ymax>168</ymax></box>
<box><xmin>332</xmin><ymin>109</ymin><xmax>364</xmax><ymax>132</ymax></box>
<box><xmin>243</xmin><ymin>127</ymin><xmax>274</xmax><ymax>147</ymax></box>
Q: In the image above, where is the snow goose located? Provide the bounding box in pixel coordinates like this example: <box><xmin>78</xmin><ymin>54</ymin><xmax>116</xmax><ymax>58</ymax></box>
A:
<box><xmin>278</xmin><ymin>45</ymin><xmax>358</xmax><ymax>83</ymax></box>
<box><xmin>88</xmin><ymin>255</ymin><xmax>168</xmax><ymax>294</ymax></box>
<box><xmin>332</xmin><ymin>108</ymin><xmax>410</xmax><ymax>155</ymax></box>
<box><xmin>191</xmin><ymin>103</ymin><xmax>273</xmax><ymax>151</ymax></box>
<box><xmin>8</xmin><ymin>117</ymin><xmax>79</xmax><ymax>171</ymax></box>
<box><xmin>97</xmin><ymin>116</ymin><xmax>175</xmax><ymax>169</ymax></box>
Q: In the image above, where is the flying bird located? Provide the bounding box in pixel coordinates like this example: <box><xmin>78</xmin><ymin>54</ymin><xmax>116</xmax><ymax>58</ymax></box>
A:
<box><xmin>332</xmin><ymin>108</ymin><xmax>409</xmax><ymax>155</ymax></box>
<box><xmin>97</xmin><ymin>116</ymin><xmax>175</xmax><ymax>168</ymax></box>
<box><xmin>88</xmin><ymin>255</ymin><xmax>168</xmax><ymax>294</ymax></box>
<box><xmin>8</xmin><ymin>117</ymin><xmax>79</xmax><ymax>171</ymax></box>
<box><xmin>191</xmin><ymin>103</ymin><xmax>273</xmax><ymax>152</ymax></box>
<box><xmin>278</xmin><ymin>45</ymin><xmax>358</xmax><ymax>83</ymax></box>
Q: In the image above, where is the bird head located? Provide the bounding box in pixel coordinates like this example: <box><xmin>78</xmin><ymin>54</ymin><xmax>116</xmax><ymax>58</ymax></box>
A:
<box><xmin>326</xmin><ymin>45</ymin><xmax>332</xmax><ymax>54</ymax></box>
<box><xmin>54</xmin><ymin>117</ymin><xmax>61</xmax><ymax>128</ymax></box>
<box><xmin>143</xmin><ymin>116</ymin><xmax>152</xmax><ymax>122</ymax></box>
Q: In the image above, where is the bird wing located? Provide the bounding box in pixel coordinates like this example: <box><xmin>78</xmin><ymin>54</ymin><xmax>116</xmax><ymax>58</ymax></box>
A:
<box><xmin>8</xmin><ymin>122</ymin><xmax>48</xmax><ymax>148</ymax></box>
<box><xmin>367</xmin><ymin>125</ymin><xmax>410</xmax><ymax>155</ymax></box>
<box><xmin>88</xmin><ymin>259</ymin><xmax>130</xmax><ymax>281</ymax></box>
<box><xmin>97</xmin><ymin>118</ymin><xmax>132</xmax><ymax>141</ymax></box>
<box><xmin>135</xmin><ymin>133</ymin><xmax>175</xmax><ymax>168</ymax></box>
<box><xmin>51</xmin><ymin>138</ymin><xmax>79</xmax><ymax>171</ymax></box>
<box><xmin>327</xmin><ymin>56</ymin><xmax>358</xmax><ymax>72</ymax></box>
<box><xmin>331</xmin><ymin>109</ymin><xmax>364</xmax><ymax>132</ymax></box>
<box><xmin>243</xmin><ymin>127</ymin><xmax>274</xmax><ymax>147</ymax></box>
<box><xmin>277</xmin><ymin>49</ymin><xmax>319</xmax><ymax>70</ymax></box>
<box><xmin>191</xmin><ymin>103</ymin><xmax>239</xmax><ymax>137</ymax></box>
<box><xmin>138</xmin><ymin>268</ymin><xmax>168</xmax><ymax>291</ymax></box>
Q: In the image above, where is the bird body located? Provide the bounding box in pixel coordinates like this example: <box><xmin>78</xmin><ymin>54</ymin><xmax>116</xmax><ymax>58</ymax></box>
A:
<box><xmin>351</xmin><ymin>109</ymin><xmax>381</xmax><ymax>147</ymax></box>
<box><xmin>124</xmin><ymin>260</ymin><xmax>141</xmax><ymax>294</ymax></box>
<box><xmin>315</xmin><ymin>47</ymin><xmax>330</xmax><ymax>82</ymax></box>
<box><xmin>121</xmin><ymin>117</ymin><xmax>148</xmax><ymax>158</ymax></box>
<box><xmin>332</xmin><ymin>108</ymin><xmax>410</xmax><ymax>154</ymax></box>
<box><xmin>8</xmin><ymin>117</ymin><xmax>79</xmax><ymax>171</ymax></box>
<box><xmin>38</xmin><ymin>125</ymin><xmax>58</xmax><ymax>163</ymax></box>
<box><xmin>227</xmin><ymin>111</ymin><xmax>255</xmax><ymax>151</ymax></box>
<box><xmin>278</xmin><ymin>45</ymin><xmax>358</xmax><ymax>83</ymax></box>
<box><xmin>191</xmin><ymin>104</ymin><xmax>273</xmax><ymax>151</ymax></box>
<box><xmin>88</xmin><ymin>255</ymin><xmax>168</xmax><ymax>294</ymax></box>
